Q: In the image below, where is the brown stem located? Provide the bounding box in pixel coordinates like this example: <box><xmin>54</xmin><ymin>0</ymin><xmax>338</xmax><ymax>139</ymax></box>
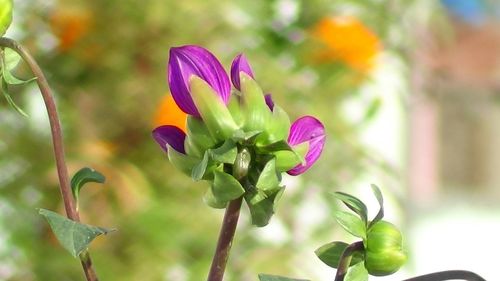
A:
<box><xmin>207</xmin><ymin>197</ymin><xmax>243</xmax><ymax>281</ymax></box>
<box><xmin>0</xmin><ymin>37</ymin><xmax>99</xmax><ymax>281</ymax></box>
<box><xmin>334</xmin><ymin>241</ymin><xmax>365</xmax><ymax>281</ymax></box>
<box><xmin>403</xmin><ymin>270</ymin><xmax>486</xmax><ymax>281</ymax></box>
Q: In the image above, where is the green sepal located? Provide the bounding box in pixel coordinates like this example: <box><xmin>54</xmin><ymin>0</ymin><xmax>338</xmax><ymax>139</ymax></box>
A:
<box><xmin>186</xmin><ymin>116</ymin><xmax>216</xmax><ymax>153</ymax></box>
<box><xmin>258</xmin><ymin>274</ymin><xmax>310</xmax><ymax>281</ymax></box>
<box><xmin>335</xmin><ymin>211</ymin><xmax>367</xmax><ymax>239</ymax></box>
<box><xmin>256</xmin><ymin>158</ymin><xmax>280</xmax><ymax>193</ymax></box>
<box><xmin>1</xmin><ymin>79</ymin><xmax>27</xmax><ymax>117</ymax></box>
<box><xmin>333</xmin><ymin>192</ymin><xmax>368</xmax><ymax>225</ymax></box>
<box><xmin>232</xmin><ymin>129</ymin><xmax>262</xmax><ymax>144</ymax></box>
<box><xmin>345</xmin><ymin>262</ymin><xmax>369</xmax><ymax>281</ymax></box>
<box><xmin>369</xmin><ymin>184</ymin><xmax>384</xmax><ymax>228</ymax></box>
<box><xmin>70</xmin><ymin>167</ymin><xmax>105</xmax><ymax>208</ymax></box>
<box><xmin>1</xmin><ymin>56</ymin><xmax>36</xmax><ymax>85</ymax></box>
<box><xmin>0</xmin><ymin>0</ymin><xmax>13</xmax><ymax>36</ymax></box>
<box><xmin>244</xmin><ymin>186</ymin><xmax>284</xmax><ymax>227</ymax></box>
<box><xmin>167</xmin><ymin>144</ymin><xmax>199</xmax><ymax>176</ymax></box>
<box><xmin>184</xmin><ymin>135</ymin><xmax>204</xmax><ymax>158</ymax></box>
<box><xmin>256</xmin><ymin>140</ymin><xmax>292</xmax><ymax>153</ymax></box>
<box><xmin>258</xmin><ymin>104</ymin><xmax>291</xmax><ymax>145</ymax></box>
<box><xmin>189</xmin><ymin>76</ymin><xmax>238</xmax><ymax>141</ymax></box>
<box><xmin>212</xmin><ymin>170</ymin><xmax>245</xmax><ymax>202</ymax></box>
<box><xmin>239</xmin><ymin>73</ymin><xmax>271</xmax><ymax>132</ymax></box>
<box><xmin>227</xmin><ymin>94</ymin><xmax>244</xmax><ymax>127</ymax></box>
<box><xmin>191</xmin><ymin>151</ymin><xmax>211</xmax><ymax>181</ymax></box>
<box><xmin>203</xmin><ymin>187</ymin><xmax>228</xmax><ymax>209</ymax></box>
<box><xmin>315</xmin><ymin>241</ymin><xmax>364</xmax><ymax>269</ymax></box>
<box><xmin>274</xmin><ymin>150</ymin><xmax>302</xmax><ymax>172</ymax></box>
<box><xmin>209</xmin><ymin>139</ymin><xmax>237</xmax><ymax>164</ymax></box>
<box><xmin>39</xmin><ymin>209</ymin><xmax>114</xmax><ymax>258</ymax></box>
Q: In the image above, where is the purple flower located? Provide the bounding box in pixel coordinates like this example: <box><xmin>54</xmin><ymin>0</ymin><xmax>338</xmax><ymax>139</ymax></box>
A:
<box><xmin>230</xmin><ymin>54</ymin><xmax>254</xmax><ymax>91</ymax></box>
<box><xmin>287</xmin><ymin>116</ymin><xmax>325</xmax><ymax>175</ymax></box>
<box><xmin>152</xmin><ymin>125</ymin><xmax>186</xmax><ymax>153</ymax></box>
<box><xmin>168</xmin><ymin>45</ymin><xmax>231</xmax><ymax>116</ymax></box>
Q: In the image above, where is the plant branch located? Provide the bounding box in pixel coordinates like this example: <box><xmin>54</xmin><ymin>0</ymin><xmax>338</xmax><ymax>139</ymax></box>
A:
<box><xmin>334</xmin><ymin>241</ymin><xmax>365</xmax><ymax>281</ymax></box>
<box><xmin>0</xmin><ymin>37</ymin><xmax>99</xmax><ymax>281</ymax></box>
<box><xmin>207</xmin><ymin>197</ymin><xmax>243</xmax><ymax>281</ymax></box>
<box><xmin>403</xmin><ymin>270</ymin><xmax>486</xmax><ymax>281</ymax></box>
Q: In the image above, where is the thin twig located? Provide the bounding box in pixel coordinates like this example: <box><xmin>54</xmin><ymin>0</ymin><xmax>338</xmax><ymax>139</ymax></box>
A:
<box><xmin>207</xmin><ymin>197</ymin><xmax>243</xmax><ymax>281</ymax></box>
<box><xmin>334</xmin><ymin>241</ymin><xmax>365</xmax><ymax>281</ymax></box>
<box><xmin>0</xmin><ymin>37</ymin><xmax>99</xmax><ymax>281</ymax></box>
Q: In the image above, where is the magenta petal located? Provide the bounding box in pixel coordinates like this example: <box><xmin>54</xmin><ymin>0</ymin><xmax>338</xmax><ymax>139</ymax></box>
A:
<box><xmin>168</xmin><ymin>45</ymin><xmax>231</xmax><ymax>116</ymax></box>
<box><xmin>264</xmin><ymin>94</ymin><xmax>274</xmax><ymax>111</ymax></box>
<box><xmin>287</xmin><ymin>116</ymin><xmax>325</xmax><ymax>175</ymax></box>
<box><xmin>230</xmin><ymin>53</ymin><xmax>254</xmax><ymax>90</ymax></box>
<box><xmin>152</xmin><ymin>125</ymin><xmax>186</xmax><ymax>154</ymax></box>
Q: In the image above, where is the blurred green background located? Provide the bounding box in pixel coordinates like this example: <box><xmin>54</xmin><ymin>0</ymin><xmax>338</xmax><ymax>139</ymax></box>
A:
<box><xmin>1</xmin><ymin>0</ymin><xmax>500</xmax><ymax>280</ymax></box>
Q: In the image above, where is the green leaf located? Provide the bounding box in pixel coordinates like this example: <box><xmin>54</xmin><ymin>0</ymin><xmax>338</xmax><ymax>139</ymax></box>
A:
<box><xmin>232</xmin><ymin>129</ymin><xmax>262</xmax><ymax>143</ymax></box>
<box><xmin>369</xmin><ymin>184</ymin><xmax>384</xmax><ymax>228</ymax></box>
<box><xmin>258</xmin><ymin>274</ymin><xmax>310</xmax><ymax>281</ymax></box>
<box><xmin>333</xmin><ymin>192</ymin><xmax>368</xmax><ymax>225</ymax></box>
<box><xmin>335</xmin><ymin>211</ymin><xmax>366</xmax><ymax>239</ymax></box>
<box><xmin>209</xmin><ymin>139</ymin><xmax>237</xmax><ymax>164</ymax></box>
<box><xmin>39</xmin><ymin>209</ymin><xmax>114</xmax><ymax>258</ymax></box>
<box><xmin>203</xmin><ymin>187</ymin><xmax>228</xmax><ymax>209</ymax></box>
<box><xmin>70</xmin><ymin>167</ymin><xmax>105</xmax><ymax>205</ymax></box>
<box><xmin>245</xmin><ymin>188</ymin><xmax>281</xmax><ymax>227</ymax></box>
<box><xmin>3</xmin><ymin>48</ymin><xmax>21</xmax><ymax>71</ymax></box>
<box><xmin>266</xmin><ymin>105</ymin><xmax>291</xmax><ymax>143</ymax></box>
<box><xmin>274</xmin><ymin>150</ymin><xmax>301</xmax><ymax>172</ymax></box>
<box><xmin>167</xmin><ymin>144</ymin><xmax>199</xmax><ymax>176</ymax></box>
<box><xmin>257</xmin><ymin>140</ymin><xmax>292</xmax><ymax>153</ymax></box>
<box><xmin>315</xmin><ymin>241</ymin><xmax>364</xmax><ymax>269</ymax></box>
<box><xmin>345</xmin><ymin>262</ymin><xmax>369</xmax><ymax>281</ymax></box>
<box><xmin>212</xmin><ymin>171</ymin><xmax>245</xmax><ymax>202</ymax></box>
<box><xmin>256</xmin><ymin>158</ymin><xmax>280</xmax><ymax>193</ymax></box>
<box><xmin>1</xmin><ymin>80</ymin><xmax>28</xmax><ymax>117</ymax></box>
<box><xmin>186</xmin><ymin>116</ymin><xmax>216</xmax><ymax>152</ymax></box>
<box><xmin>192</xmin><ymin>151</ymin><xmax>211</xmax><ymax>181</ymax></box>
<box><xmin>1</xmin><ymin>57</ymin><xmax>36</xmax><ymax>85</ymax></box>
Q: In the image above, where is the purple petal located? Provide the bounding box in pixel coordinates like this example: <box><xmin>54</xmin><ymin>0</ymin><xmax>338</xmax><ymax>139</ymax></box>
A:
<box><xmin>287</xmin><ymin>116</ymin><xmax>325</xmax><ymax>176</ymax></box>
<box><xmin>152</xmin><ymin>125</ymin><xmax>186</xmax><ymax>154</ymax></box>
<box><xmin>264</xmin><ymin>94</ymin><xmax>274</xmax><ymax>111</ymax></box>
<box><xmin>230</xmin><ymin>53</ymin><xmax>254</xmax><ymax>90</ymax></box>
<box><xmin>168</xmin><ymin>45</ymin><xmax>231</xmax><ymax>116</ymax></box>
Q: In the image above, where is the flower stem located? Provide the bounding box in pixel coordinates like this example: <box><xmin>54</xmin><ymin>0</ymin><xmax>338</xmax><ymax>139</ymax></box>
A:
<box><xmin>403</xmin><ymin>270</ymin><xmax>486</xmax><ymax>281</ymax></box>
<box><xmin>334</xmin><ymin>241</ymin><xmax>365</xmax><ymax>281</ymax></box>
<box><xmin>207</xmin><ymin>197</ymin><xmax>243</xmax><ymax>281</ymax></box>
<box><xmin>0</xmin><ymin>37</ymin><xmax>99</xmax><ymax>281</ymax></box>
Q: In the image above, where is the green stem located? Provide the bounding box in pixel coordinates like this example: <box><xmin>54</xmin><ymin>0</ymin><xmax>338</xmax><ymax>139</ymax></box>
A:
<box><xmin>0</xmin><ymin>37</ymin><xmax>99</xmax><ymax>281</ymax></box>
<box><xmin>334</xmin><ymin>241</ymin><xmax>365</xmax><ymax>281</ymax></box>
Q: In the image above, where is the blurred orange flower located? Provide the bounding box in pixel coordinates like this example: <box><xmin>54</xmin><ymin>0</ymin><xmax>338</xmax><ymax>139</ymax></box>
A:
<box><xmin>311</xmin><ymin>16</ymin><xmax>381</xmax><ymax>72</ymax></box>
<box><xmin>153</xmin><ymin>94</ymin><xmax>187</xmax><ymax>132</ymax></box>
<box><xmin>50</xmin><ymin>5</ymin><xmax>93</xmax><ymax>51</ymax></box>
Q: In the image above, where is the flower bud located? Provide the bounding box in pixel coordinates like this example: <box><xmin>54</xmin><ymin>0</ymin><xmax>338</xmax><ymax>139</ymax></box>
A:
<box><xmin>365</xmin><ymin>221</ymin><xmax>407</xmax><ymax>276</ymax></box>
<box><xmin>0</xmin><ymin>0</ymin><xmax>13</xmax><ymax>36</ymax></box>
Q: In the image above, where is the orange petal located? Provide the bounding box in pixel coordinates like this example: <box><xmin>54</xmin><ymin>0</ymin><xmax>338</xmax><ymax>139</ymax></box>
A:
<box><xmin>153</xmin><ymin>94</ymin><xmax>187</xmax><ymax>132</ymax></box>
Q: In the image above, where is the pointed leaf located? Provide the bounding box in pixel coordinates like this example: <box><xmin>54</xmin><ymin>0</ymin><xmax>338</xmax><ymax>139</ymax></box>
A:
<box><xmin>258</xmin><ymin>274</ymin><xmax>310</xmax><ymax>281</ymax></box>
<box><xmin>203</xmin><ymin>187</ymin><xmax>228</xmax><ymax>209</ymax></box>
<box><xmin>212</xmin><ymin>171</ymin><xmax>245</xmax><ymax>202</ymax></box>
<box><xmin>3</xmin><ymin>48</ymin><xmax>21</xmax><ymax>71</ymax></box>
<box><xmin>167</xmin><ymin>144</ymin><xmax>199</xmax><ymax>176</ymax></box>
<box><xmin>232</xmin><ymin>129</ymin><xmax>262</xmax><ymax>143</ymax></box>
<box><xmin>333</xmin><ymin>192</ymin><xmax>368</xmax><ymax>224</ymax></box>
<box><xmin>245</xmin><ymin>189</ymin><xmax>279</xmax><ymax>227</ymax></box>
<box><xmin>1</xmin><ymin>63</ymin><xmax>36</xmax><ymax>85</ymax></box>
<box><xmin>335</xmin><ymin>211</ymin><xmax>366</xmax><ymax>239</ymax></box>
<box><xmin>256</xmin><ymin>158</ymin><xmax>280</xmax><ymax>193</ymax></box>
<box><xmin>186</xmin><ymin>116</ymin><xmax>216</xmax><ymax>152</ymax></box>
<box><xmin>257</xmin><ymin>140</ymin><xmax>292</xmax><ymax>153</ymax></box>
<box><xmin>369</xmin><ymin>184</ymin><xmax>384</xmax><ymax>228</ymax></box>
<box><xmin>240</xmin><ymin>73</ymin><xmax>271</xmax><ymax>132</ymax></box>
<box><xmin>315</xmin><ymin>241</ymin><xmax>364</xmax><ymax>269</ymax></box>
<box><xmin>192</xmin><ymin>151</ymin><xmax>211</xmax><ymax>181</ymax></box>
<box><xmin>39</xmin><ymin>209</ymin><xmax>114</xmax><ymax>258</ymax></box>
<box><xmin>1</xmin><ymin>81</ymin><xmax>28</xmax><ymax>117</ymax></box>
<box><xmin>70</xmin><ymin>167</ymin><xmax>105</xmax><ymax>205</ymax></box>
<box><xmin>209</xmin><ymin>139</ymin><xmax>237</xmax><ymax>164</ymax></box>
<box><xmin>345</xmin><ymin>262</ymin><xmax>369</xmax><ymax>281</ymax></box>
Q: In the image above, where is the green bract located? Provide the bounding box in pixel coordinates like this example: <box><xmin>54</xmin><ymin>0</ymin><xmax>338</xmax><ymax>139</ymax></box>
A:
<box><xmin>0</xmin><ymin>0</ymin><xmax>12</xmax><ymax>36</ymax></box>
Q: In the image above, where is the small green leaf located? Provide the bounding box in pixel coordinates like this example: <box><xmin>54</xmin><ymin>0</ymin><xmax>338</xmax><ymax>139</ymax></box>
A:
<box><xmin>209</xmin><ymin>139</ymin><xmax>237</xmax><ymax>164</ymax></box>
<box><xmin>333</xmin><ymin>192</ymin><xmax>368</xmax><ymax>225</ymax></box>
<box><xmin>167</xmin><ymin>144</ymin><xmax>199</xmax><ymax>176</ymax></box>
<box><xmin>192</xmin><ymin>151</ymin><xmax>211</xmax><ymax>181</ymax></box>
<box><xmin>258</xmin><ymin>274</ymin><xmax>310</xmax><ymax>281</ymax></box>
<box><xmin>263</xmin><ymin>105</ymin><xmax>291</xmax><ymax>144</ymax></box>
<box><xmin>232</xmin><ymin>129</ymin><xmax>262</xmax><ymax>143</ymax></box>
<box><xmin>274</xmin><ymin>150</ymin><xmax>301</xmax><ymax>172</ymax></box>
<box><xmin>257</xmin><ymin>140</ymin><xmax>292</xmax><ymax>153</ymax></box>
<box><xmin>212</xmin><ymin>171</ymin><xmax>245</xmax><ymax>202</ymax></box>
<box><xmin>70</xmin><ymin>167</ymin><xmax>105</xmax><ymax>205</ymax></box>
<box><xmin>1</xmin><ymin>80</ymin><xmax>28</xmax><ymax>117</ymax></box>
<box><xmin>256</xmin><ymin>158</ymin><xmax>280</xmax><ymax>193</ymax></box>
<box><xmin>335</xmin><ymin>211</ymin><xmax>366</xmax><ymax>239</ymax></box>
<box><xmin>39</xmin><ymin>209</ymin><xmax>114</xmax><ymax>258</ymax></box>
<box><xmin>186</xmin><ymin>116</ymin><xmax>216</xmax><ymax>152</ymax></box>
<box><xmin>345</xmin><ymin>262</ymin><xmax>369</xmax><ymax>281</ymax></box>
<box><xmin>369</xmin><ymin>184</ymin><xmax>384</xmax><ymax>228</ymax></box>
<box><xmin>245</xmin><ymin>189</ymin><xmax>278</xmax><ymax>227</ymax></box>
<box><xmin>203</xmin><ymin>187</ymin><xmax>228</xmax><ymax>209</ymax></box>
<box><xmin>1</xmin><ymin>59</ymin><xmax>36</xmax><ymax>85</ymax></box>
<box><xmin>315</xmin><ymin>241</ymin><xmax>364</xmax><ymax>269</ymax></box>
<box><xmin>3</xmin><ymin>48</ymin><xmax>21</xmax><ymax>71</ymax></box>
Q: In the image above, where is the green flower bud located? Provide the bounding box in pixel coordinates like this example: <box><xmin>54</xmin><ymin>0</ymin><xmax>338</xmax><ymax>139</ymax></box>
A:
<box><xmin>365</xmin><ymin>221</ymin><xmax>407</xmax><ymax>276</ymax></box>
<box><xmin>0</xmin><ymin>0</ymin><xmax>12</xmax><ymax>36</ymax></box>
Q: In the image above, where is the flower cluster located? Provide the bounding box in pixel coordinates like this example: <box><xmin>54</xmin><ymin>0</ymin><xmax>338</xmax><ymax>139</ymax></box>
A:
<box><xmin>152</xmin><ymin>45</ymin><xmax>325</xmax><ymax>226</ymax></box>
